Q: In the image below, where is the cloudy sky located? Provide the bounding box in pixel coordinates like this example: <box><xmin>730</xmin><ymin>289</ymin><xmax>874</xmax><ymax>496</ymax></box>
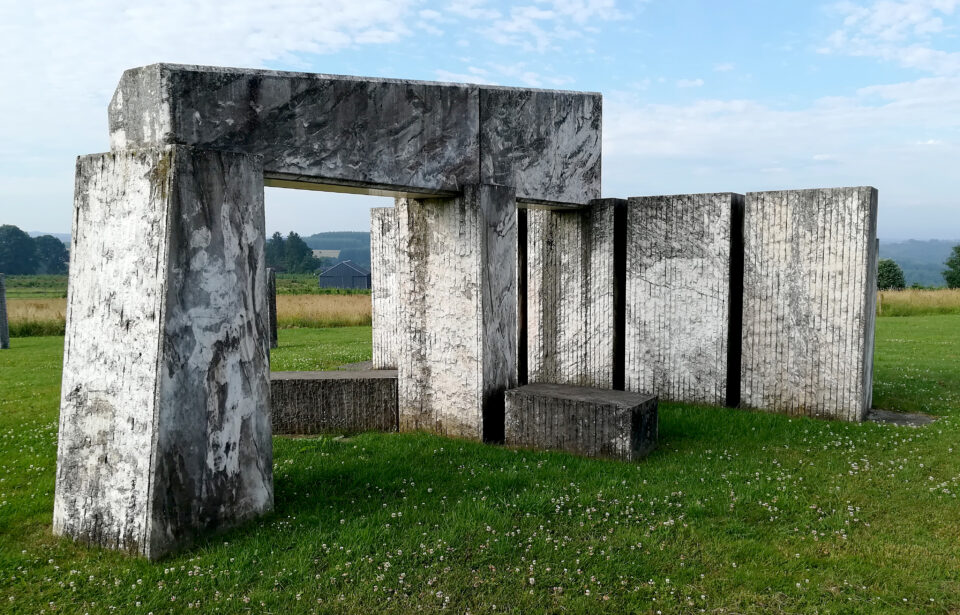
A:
<box><xmin>1</xmin><ymin>0</ymin><xmax>958</xmax><ymax>239</ymax></box>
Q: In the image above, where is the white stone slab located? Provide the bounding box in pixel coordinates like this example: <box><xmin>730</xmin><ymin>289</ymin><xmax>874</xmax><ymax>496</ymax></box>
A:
<box><xmin>54</xmin><ymin>146</ymin><xmax>273</xmax><ymax>559</ymax></box>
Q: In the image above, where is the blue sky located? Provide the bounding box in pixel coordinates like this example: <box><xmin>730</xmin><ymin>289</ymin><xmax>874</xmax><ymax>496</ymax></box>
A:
<box><xmin>1</xmin><ymin>0</ymin><xmax>959</xmax><ymax>239</ymax></box>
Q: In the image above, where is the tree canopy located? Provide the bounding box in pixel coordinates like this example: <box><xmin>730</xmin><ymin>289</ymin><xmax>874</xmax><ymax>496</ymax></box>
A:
<box><xmin>0</xmin><ymin>225</ymin><xmax>41</xmax><ymax>274</ymax></box>
<box><xmin>877</xmin><ymin>258</ymin><xmax>906</xmax><ymax>291</ymax></box>
<box><xmin>265</xmin><ymin>231</ymin><xmax>323</xmax><ymax>273</ymax></box>
<box><xmin>944</xmin><ymin>245</ymin><xmax>960</xmax><ymax>289</ymax></box>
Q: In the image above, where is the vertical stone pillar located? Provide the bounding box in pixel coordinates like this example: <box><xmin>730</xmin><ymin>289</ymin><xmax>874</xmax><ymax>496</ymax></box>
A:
<box><xmin>395</xmin><ymin>185</ymin><xmax>517</xmax><ymax>441</ymax></box>
<box><xmin>371</xmin><ymin>207</ymin><xmax>399</xmax><ymax>369</ymax></box>
<box><xmin>54</xmin><ymin>146</ymin><xmax>273</xmax><ymax>559</ymax></box>
<box><xmin>624</xmin><ymin>193</ymin><xmax>744</xmax><ymax>406</ymax></box>
<box><xmin>0</xmin><ymin>273</ymin><xmax>8</xmax><ymax>349</ymax></box>
<box><xmin>741</xmin><ymin>187</ymin><xmax>878</xmax><ymax>421</ymax></box>
<box><xmin>526</xmin><ymin>199</ymin><xmax>623</xmax><ymax>389</ymax></box>
<box><xmin>267</xmin><ymin>267</ymin><xmax>278</xmax><ymax>349</ymax></box>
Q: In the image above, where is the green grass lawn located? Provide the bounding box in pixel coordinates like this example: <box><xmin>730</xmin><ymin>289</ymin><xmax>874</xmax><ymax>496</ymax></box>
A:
<box><xmin>1</xmin><ymin>317</ymin><xmax>959</xmax><ymax>613</ymax></box>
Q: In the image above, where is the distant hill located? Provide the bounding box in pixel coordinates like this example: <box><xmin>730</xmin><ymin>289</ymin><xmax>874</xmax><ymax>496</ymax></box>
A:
<box><xmin>879</xmin><ymin>239</ymin><xmax>959</xmax><ymax>287</ymax></box>
<box><xmin>303</xmin><ymin>231</ymin><xmax>371</xmax><ymax>269</ymax></box>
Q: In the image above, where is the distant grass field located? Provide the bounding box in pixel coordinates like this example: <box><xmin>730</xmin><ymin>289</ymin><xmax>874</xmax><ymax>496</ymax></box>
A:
<box><xmin>1</xmin><ymin>317</ymin><xmax>959</xmax><ymax>613</ymax></box>
<box><xmin>878</xmin><ymin>288</ymin><xmax>960</xmax><ymax>316</ymax></box>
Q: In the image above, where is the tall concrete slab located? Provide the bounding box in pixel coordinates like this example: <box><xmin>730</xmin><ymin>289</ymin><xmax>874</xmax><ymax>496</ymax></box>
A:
<box><xmin>108</xmin><ymin>64</ymin><xmax>601</xmax><ymax>204</ymax></box>
<box><xmin>267</xmin><ymin>267</ymin><xmax>278</xmax><ymax>349</ymax></box>
<box><xmin>370</xmin><ymin>207</ymin><xmax>399</xmax><ymax>370</ymax></box>
<box><xmin>395</xmin><ymin>185</ymin><xmax>517</xmax><ymax>441</ymax></box>
<box><xmin>526</xmin><ymin>199</ymin><xmax>623</xmax><ymax>389</ymax></box>
<box><xmin>741</xmin><ymin>187</ymin><xmax>878</xmax><ymax>421</ymax></box>
<box><xmin>54</xmin><ymin>146</ymin><xmax>273</xmax><ymax>559</ymax></box>
<box><xmin>0</xmin><ymin>273</ymin><xmax>8</xmax><ymax>349</ymax></box>
<box><xmin>624</xmin><ymin>193</ymin><xmax>744</xmax><ymax>406</ymax></box>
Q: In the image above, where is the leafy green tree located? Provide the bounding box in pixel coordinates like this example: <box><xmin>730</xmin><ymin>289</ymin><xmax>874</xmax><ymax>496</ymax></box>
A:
<box><xmin>33</xmin><ymin>235</ymin><xmax>69</xmax><ymax>274</ymax></box>
<box><xmin>877</xmin><ymin>258</ymin><xmax>906</xmax><ymax>290</ymax></box>
<box><xmin>0</xmin><ymin>224</ymin><xmax>38</xmax><ymax>274</ymax></box>
<box><xmin>283</xmin><ymin>232</ymin><xmax>321</xmax><ymax>273</ymax></box>
<box><xmin>265</xmin><ymin>232</ymin><xmax>286</xmax><ymax>271</ymax></box>
<box><xmin>944</xmin><ymin>245</ymin><xmax>960</xmax><ymax>289</ymax></box>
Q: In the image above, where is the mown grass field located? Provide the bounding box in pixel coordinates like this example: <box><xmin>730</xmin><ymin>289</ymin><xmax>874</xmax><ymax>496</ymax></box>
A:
<box><xmin>1</xmin><ymin>316</ymin><xmax>959</xmax><ymax>613</ymax></box>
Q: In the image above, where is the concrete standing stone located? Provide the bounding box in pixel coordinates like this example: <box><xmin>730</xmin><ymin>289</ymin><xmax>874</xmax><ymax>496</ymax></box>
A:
<box><xmin>370</xmin><ymin>207</ymin><xmax>399</xmax><ymax>369</ymax></box>
<box><xmin>741</xmin><ymin>187</ymin><xmax>878</xmax><ymax>421</ymax></box>
<box><xmin>0</xmin><ymin>273</ymin><xmax>8</xmax><ymax>349</ymax></box>
<box><xmin>526</xmin><ymin>199</ymin><xmax>624</xmax><ymax>389</ymax></box>
<box><xmin>505</xmin><ymin>384</ymin><xmax>658</xmax><ymax>461</ymax></box>
<box><xmin>270</xmin><ymin>370</ymin><xmax>398</xmax><ymax>435</ymax></box>
<box><xmin>54</xmin><ymin>146</ymin><xmax>273</xmax><ymax>560</ymax></box>
<box><xmin>396</xmin><ymin>185</ymin><xmax>517</xmax><ymax>442</ymax></box>
<box><xmin>267</xmin><ymin>267</ymin><xmax>278</xmax><ymax>349</ymax></box>
<box><xmin>625</xmin><ymin>194</ymin><xmax>744</xmax><ymax>406</ymax></box>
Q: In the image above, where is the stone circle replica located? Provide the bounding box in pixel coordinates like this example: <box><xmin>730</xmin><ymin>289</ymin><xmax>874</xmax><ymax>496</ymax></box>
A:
<box><xmin>54</xmin><ymin>64</ymin><xmax>879</xmax><ymax>559</ymax></box>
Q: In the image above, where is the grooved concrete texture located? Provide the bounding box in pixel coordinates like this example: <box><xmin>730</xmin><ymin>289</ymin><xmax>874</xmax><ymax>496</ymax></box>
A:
<box><xmin>370</xmin><ymin>207</ymin><xmax>399</xmax><ymax>370</ymax></box>
<box><xmin>54</xmin><ymin>146</ymin><xmax>273</xmax><ymax>560</ymax></box>
<box><xmin>741</xmin><ymin>187</ymin><xmax>878</xmax><ymax>421</ymax></box>
<box><xmin>396</xmin><ymin>185</ymin><xmax>518</xmax><ymax>441</ymax></box>
<box><xmin>108</xmin><ymin>64</ymin><xmax>601</xmax><ymax>204</ymax></box>
<box><xmin>267</xmin><ymin>267</ymin><xmax>278</xmax><ymax>349</ymax></box>
<box><xmin>505</xmin><ymin>384</ymin><xmax>658</xmax><ymax>461</ymax></box>
<box><xmin>270</xmin><ymin>370</ymin><xmax>398</xmax><ymax>435</ymax></box>
<box><xmin>0</xmin><ymin>273</ymin><xmax>8</xmax><ymax>349</ymax></box>
<box><xmin>625</xmin><ymin>193</ymin><xmax>743</xmax><ymax>406</ymax></box>
<box><xmin>526</xmin><ymin>199</ymin><xmax>622</xmax><ymax>389</ymax></box>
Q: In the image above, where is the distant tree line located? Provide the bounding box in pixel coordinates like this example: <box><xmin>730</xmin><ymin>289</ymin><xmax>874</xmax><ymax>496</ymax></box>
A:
<box><xmin>265</xmin><ymin>232</ymin><xmax>324</xmax><ymax>273</ymax></box>
<box><xmin>0</xmin><ymin>225</ymin><xmax>69</xmax><ymax>275</ymax></box>
<box><xmin>880</xmin><ymin>246</ymin><xmax>960</xmax><ymax>290</ymax></box>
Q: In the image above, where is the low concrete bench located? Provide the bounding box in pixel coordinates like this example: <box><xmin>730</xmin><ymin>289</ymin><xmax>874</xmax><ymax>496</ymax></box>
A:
<box><xmin>270</xmin><ymin>370</ymin><xmax>398</xmax><ymax>435</ymax></box>
<box><xmin>505</xmin><ymin>384</ymin><xmax>658</xmax><ymax>461</ymax></box>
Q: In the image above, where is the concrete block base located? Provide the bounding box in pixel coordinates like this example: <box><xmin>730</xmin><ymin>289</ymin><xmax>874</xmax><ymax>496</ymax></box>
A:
<box><xmin>505</xmin><ymin>384</ymin><xmax>658</xmax><ymax>461</ymax></box>
<box><xmin>270</xmin><ymin>370</ymin><xmax>398</xmax><ymax>435</ymax></box>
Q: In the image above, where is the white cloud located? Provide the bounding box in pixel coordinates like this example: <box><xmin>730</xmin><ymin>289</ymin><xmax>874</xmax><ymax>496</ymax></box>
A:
<box><xmin>821</xmin><ymin>0</ymin><xmax>960</xmax><ymax>75</ymax></box>
<box><xmin>714</xmin><ymin>62</ymin><xmax>735</xmax><ymax>72</ymax></box>
<box><xmin>676</xmin><ymin>78</ymin><xmax>704</xmax><ymax>88</ymax></box>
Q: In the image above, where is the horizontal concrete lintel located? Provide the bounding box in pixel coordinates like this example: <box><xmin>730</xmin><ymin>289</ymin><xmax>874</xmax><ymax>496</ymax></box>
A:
<box><xmin>264</xmin><ymin>174</ymin><xmax>460</xmax><ymax>199</ymax></box>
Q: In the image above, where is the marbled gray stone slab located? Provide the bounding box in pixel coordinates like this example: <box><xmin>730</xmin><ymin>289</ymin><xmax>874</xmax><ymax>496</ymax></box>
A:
<box><xmin>505</xmin><ymin>383</ymin><xmax>657</xmax><ymax>461</ymax></box>
<box><xmin>741</xmin><ymin>187</ymin><xmax>878</xmax><ymax>421</ymax></box>
<box><xmin>395</xmin><ymin>185</ymin><xmax>518</xmax><ymax>441</ymax></box>
<box><xmin>625</xmin><ymin>193</ymin><xmax>743</xmax><ymax>406</ymax></box>
<box><xmin>108</xmin><ymin>64</ymin><xmax>602</xmax><ymax>204</ymax></box>
<box><xmin>0</xmin><ymin>273</ymin><xmax>8</xmax><ymax>349</ymax></box>
<box><xmin>526</xmin><ymin>199</ymin><xmax>623</xmax><ymax>389</ymax></box>
<box><xmin>267</xmin><ymin>267</ymin><xmax>278</xmax><ymax>349</ymax></box>
<box><xmin>54</xmin><ymin>146</ymin><xmax>273</xmax><ymax>559</ymax></box>
<box><xmin>270</xmin><ymin>370</ymin><xmax>398</xmax><ymax>435</ymax></box>
<box><xmin>480</xmin><ymin>87</ymin><xmax>601</xmax><ymax>204</ymax></box>
<box><xmin>370</xmin><ymin>207</ymin><xmax>399</xmax><ymax>370</ymax></box>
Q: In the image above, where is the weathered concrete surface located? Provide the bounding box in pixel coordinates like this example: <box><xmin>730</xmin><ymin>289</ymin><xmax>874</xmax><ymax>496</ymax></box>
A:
<box><xmin>625</xmin><ymin>193</ymin><xmax>744</xmax><ymax>406</ymax></box>
<box><xmin>108</xmin><ymin>64</ymin><xmax>601</xmax><ymax>204</ymax></box>
<box><xmin>270</xmin><ymin>370</ymin><xmax>398</xmax><ymax>435</ymax></box>
<box><xmin>54</xmin><ymin>146</ymin><xmax>273</xmax><ymax>559</ymax></box>
<box><xmin>480</xmin><ymin>87</ymin><xmax>601</xmax><ymax>204</ymax></box>
<box><xmin>505</xmin><ymin>383</ymin><xmax>657</xmax><ymax>460</ymax></box>
<box><xmin>0</xmin><ymin>273</ymin><xmax>8</xmax><ymax>349</ymax></box>
<box><xmin>371</xmin><ymin>207</ymin><xmax>399</xmax><ymax>370</ymax></box>
<box><xmin>526</xmin><ymin>199</ymin><xmax>623</xmax><ymax>389</ymax></box>
<box><xmin>741</xmin><ymin>187</ymin><xmax>878</xmax><ymax>421</ymax></box>
<box><xmin>267</xmin><ymin>267</ymin><xmax>278</xmax><ymax>349</ymax></box>
<box><xmin>396</xmin><ymin>185</ymin><xmax>517</xmax><ymax>441</ymax></box>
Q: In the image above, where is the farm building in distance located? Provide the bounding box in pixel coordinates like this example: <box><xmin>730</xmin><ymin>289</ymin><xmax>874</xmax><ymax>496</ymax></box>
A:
<box><xmin>311</xmin><ymin>249</ymin><xmax>340</xmax><ymax>260</ymax></box>
<box><xmin>317</xmin><ymin>260</ymin><xmax>371</xmax><ymax>289</ymax></box>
